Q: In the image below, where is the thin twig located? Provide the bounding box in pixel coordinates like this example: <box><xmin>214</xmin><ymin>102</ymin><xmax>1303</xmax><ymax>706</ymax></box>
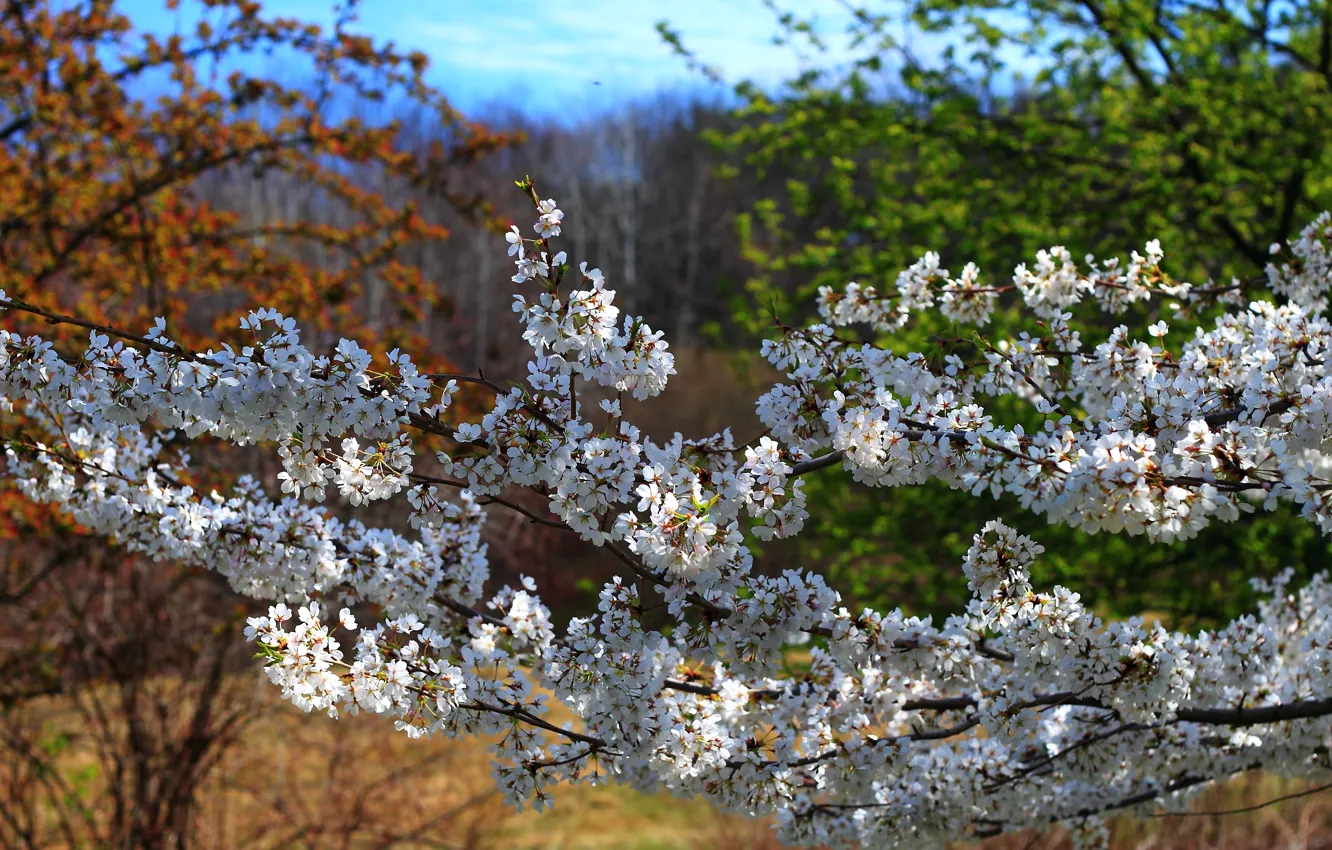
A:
<box><xmin>1150</xmin><ymin>779</ymin><xmax>1332</xmax><ymax>818</ymax></box>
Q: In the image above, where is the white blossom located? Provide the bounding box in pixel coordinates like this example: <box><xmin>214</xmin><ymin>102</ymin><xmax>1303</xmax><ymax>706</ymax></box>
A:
<box><xmin>5</xmin><ymin>202</ymin><xmax>1332</xmax><ymax>848</ymax></box>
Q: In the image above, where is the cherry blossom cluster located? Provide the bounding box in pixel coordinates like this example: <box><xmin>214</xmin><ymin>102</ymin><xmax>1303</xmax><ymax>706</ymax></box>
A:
<box><xmin>5</xmin><ymin>187</ymin><xmax>1332</xmax><ymax>847</ymax></box>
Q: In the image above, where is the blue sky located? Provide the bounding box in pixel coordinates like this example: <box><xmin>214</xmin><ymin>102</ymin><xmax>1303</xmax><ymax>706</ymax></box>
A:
<box><xmin>113</xmin><ymin>0</ymin><xmax>870</xmax><ymax>119</ymax></box>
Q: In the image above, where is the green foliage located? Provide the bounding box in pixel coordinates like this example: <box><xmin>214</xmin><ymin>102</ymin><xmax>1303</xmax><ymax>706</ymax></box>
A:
<box><xmin>700</xmin><ymin>0</ymin><xmax>1332</xmax><ymax>624</ymax></box>
<box><xmin>800</xmin><ymin>470</ymin><xmax>1332</xmax><ymax>628</ymax></box>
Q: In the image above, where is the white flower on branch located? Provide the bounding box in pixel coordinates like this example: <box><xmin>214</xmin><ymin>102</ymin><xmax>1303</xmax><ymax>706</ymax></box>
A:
<box><xmin>5</xmin><ymin>199</ymin><xmax>1332</xmax><ymax>848</ymax></box>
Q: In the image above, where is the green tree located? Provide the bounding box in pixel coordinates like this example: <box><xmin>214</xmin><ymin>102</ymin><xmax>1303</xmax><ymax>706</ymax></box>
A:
<box><xmin>666</xmin><ymin>0</ymin><xmax>1332</xmax><ymax>626</ymax></box>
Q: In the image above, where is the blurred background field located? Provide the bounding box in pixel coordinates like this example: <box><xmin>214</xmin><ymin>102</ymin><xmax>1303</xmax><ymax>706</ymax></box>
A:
<box><xmin>9</xmin><ymin>674</ymin><xmax>1332</xmax><ymax>849</ymax></box>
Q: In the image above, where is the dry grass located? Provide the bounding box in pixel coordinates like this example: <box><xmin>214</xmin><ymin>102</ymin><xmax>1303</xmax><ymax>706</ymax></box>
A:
<box><xmin>8</xmin><ymin>674</ymin><xmax>782</xmax><ymax>849</ymax></box>
<box><xmin>11</xmin><ymin>673</ymin><xmax>1332</xmax><ymax>849</ymax></box>
<box><xmin>979</xmin><ymin>774</ymin><xmax>1332</xmax><ymax>849</ymax></box>
<box><xmin>201</xmin><ymin>681</ymin><xmax>782</xmax><ymax>849</ymax></box>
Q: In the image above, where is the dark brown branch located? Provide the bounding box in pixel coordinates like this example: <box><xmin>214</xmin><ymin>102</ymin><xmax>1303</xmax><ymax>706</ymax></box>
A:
<box><xmin>0</xmin><ymin>296</ymin><xmax>209</xmax><ymax>363</ymax></box>
<box><xmin>791</xmin><ymin>450</ymin><xmax>845</xmax><ymax>476</ymax></box>
<box><xmin>1203</xmin><ymin>398</ymin><xmax>1295</xmax><ymax>429</ymax></box>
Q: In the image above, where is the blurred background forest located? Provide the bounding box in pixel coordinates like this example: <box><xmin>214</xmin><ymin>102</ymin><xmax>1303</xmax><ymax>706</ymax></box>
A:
<box><xmin>4</xmin><ymin>0</ymin><xmax>1332</xmax><ymax>846</ymax></box>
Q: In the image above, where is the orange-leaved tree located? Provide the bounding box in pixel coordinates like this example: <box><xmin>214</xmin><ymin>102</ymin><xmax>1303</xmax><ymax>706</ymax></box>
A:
<box><xmin>0</xmin><ymin>1</ymin><xmax>513</xmax><ymax>845</ymax></box>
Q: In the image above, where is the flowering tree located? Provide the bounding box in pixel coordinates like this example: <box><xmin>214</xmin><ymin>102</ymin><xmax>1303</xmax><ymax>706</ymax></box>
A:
<box><xmin>7</xmin><ymin>179</ymin><xmax>1332</xmax><ymax>847</ymax></box>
